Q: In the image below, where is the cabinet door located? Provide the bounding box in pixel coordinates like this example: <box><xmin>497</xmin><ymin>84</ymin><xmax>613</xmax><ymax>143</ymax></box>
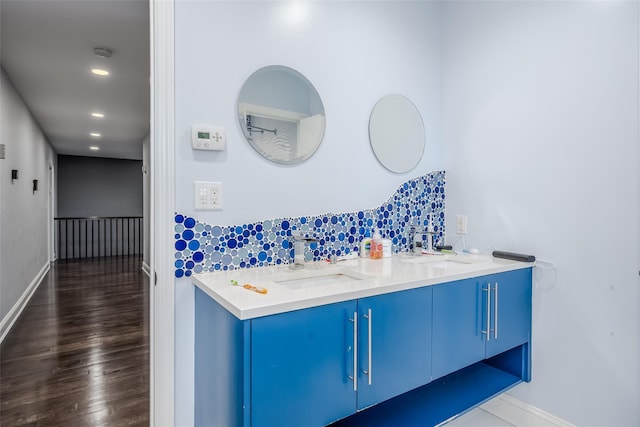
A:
<box><xmin>484</xmin><ymin>268</ymin><xmax>532</xmax><ymax>358</ymax></box>
<box><xmin>251</xmin><ymin>300</ymin><xmax>357</xmax><ymax>427</ymax></box>
<box><xmin>357</xmin><ymin>287</ymin><xmax>432</xmax><ymax>410</ymax></box>
<box><xmin>432</xmin><ymin>278</ymin><xmax>486</xmax><ymax>379</ymax></box>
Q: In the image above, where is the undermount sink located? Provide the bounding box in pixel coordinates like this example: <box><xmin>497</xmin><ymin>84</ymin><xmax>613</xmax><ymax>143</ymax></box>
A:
<box><xmin>271</xmin><ymin>268</ymin><xmax>371</xmax><ymax>289</ymax></box>
<box><xmin>400</xmin><ymin>255</ymin><xmax>479</xmax><ymax>268</ymax></box>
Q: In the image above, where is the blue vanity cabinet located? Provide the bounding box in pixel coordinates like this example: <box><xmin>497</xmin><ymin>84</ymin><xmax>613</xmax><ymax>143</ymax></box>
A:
<box><xmin>356</xmin><ymin>287</ymin><xmax>432</xmax><ymax>410</ymax></box>
<box><xmin>251</xmin><ymin>300</ymin><xmax>358</xmax><ymax>427</ymax></box>
<box><xmin>250</xmin><ymin>286</ymin><xmax>432</xmax><ymax>426</ymax></box>
<box><xmin>431</xmin><ymin>278</ymin><xmax>486</xmax><ymax>379</ymax></box>
<box><xmin>431</xmin><ymin>268</ymin><xmax>532</xmax><ymax>380</ymax></box>
<box><xmin>483</xmin><ymin>268</ymin><xmax>532</xmax><ymax>359</ymax></box>
<box><xmin>195</xmin><ymin>267</ymin><xmax>531</xmax><ymax>427</ymax></box>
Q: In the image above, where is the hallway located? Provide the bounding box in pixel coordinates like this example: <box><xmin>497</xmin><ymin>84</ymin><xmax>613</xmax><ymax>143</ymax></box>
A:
<box><xmin>0</xmin><ymin>256</ymin><xmax>149</xmax><ymax>426</ymax></box>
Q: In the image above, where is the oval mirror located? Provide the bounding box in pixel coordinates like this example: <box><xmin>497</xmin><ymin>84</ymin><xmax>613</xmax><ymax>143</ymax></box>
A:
<box><xmin>238</xmin><ymin>65</ymin><xmax>326</xmax><ymax>165</ymax></box>
<box><xmin>369</xmin><ymin>95</ymin><xmax>425</xmax><ymax>173</ymax></box>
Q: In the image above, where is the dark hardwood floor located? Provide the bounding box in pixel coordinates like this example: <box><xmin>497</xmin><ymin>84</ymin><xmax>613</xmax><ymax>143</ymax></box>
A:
<box><xmin>0</xmin><ymin>256</ymin><xmax>149</xmax><ymax>426</ymax></box>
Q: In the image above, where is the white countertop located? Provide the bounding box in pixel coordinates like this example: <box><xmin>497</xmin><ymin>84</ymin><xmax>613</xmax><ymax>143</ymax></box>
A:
<box><xmin>191</xmin><ymin>253</ymin><xmax>534</xmax><ymax>320</ymax></box>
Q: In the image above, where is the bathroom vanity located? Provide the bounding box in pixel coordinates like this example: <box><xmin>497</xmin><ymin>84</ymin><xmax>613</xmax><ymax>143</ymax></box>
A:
<box><xmin>192</xmin><ymin>254</ymin><xmax>533</xmax><ymax>427</ymax></box>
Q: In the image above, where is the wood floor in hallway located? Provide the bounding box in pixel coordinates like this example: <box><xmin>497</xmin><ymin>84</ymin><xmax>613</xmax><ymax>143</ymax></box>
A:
<box><xmin>0</xmin><ymin>256</ymin><xmax>149</xmax><ymax>426</ymax></box>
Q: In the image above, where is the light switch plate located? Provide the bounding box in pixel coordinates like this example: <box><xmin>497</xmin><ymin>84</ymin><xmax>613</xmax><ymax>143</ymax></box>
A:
<box><xmin>0</xmin><ymin>144</ymin><xmax>5</xmax><ymax>159</ymax></box>
<box><xmin>195</xmin><ymin>181</ymin><xmax>222</xmax><ymax>209</ymax></box>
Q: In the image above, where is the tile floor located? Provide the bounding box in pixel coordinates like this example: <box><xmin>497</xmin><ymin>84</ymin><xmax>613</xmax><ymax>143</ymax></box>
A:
<box><xmin>445</xmin><ymin>395</ymin><xmax>574</xmax><ymax>427</ymax></box>
<box><xmin>445</xmin><ymin>407</ymin><xmax>514</xmax><ymax>427</ymax></box>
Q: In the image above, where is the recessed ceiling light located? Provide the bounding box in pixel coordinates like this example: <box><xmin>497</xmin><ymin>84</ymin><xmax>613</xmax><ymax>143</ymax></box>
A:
<box><xmin>94</xmin><ymin>47</ymin><xmax>113</xmax><ymax>59</ymax></box>
<box><xmin>91</xmin><ymin>68</ymin><xmax>110</xmax><ymax>76</ymax></box>
<box><xmin>90</xmin><ymin>146</ymin><xmax>100</xmax><ymax>151</ymax></box>
<box><xmin>90</xmin><ymin>132</ymin><xmax>101</xmax><ymax>137</ymax></box>
<box><xmin>91</xmin><ymin>112</ymin><xmax>104</xmax><ymax>118</ymax></box>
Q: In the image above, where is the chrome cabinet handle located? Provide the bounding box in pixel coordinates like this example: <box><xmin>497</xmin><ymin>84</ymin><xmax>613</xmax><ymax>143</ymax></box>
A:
<box><xmin>494</xmin><ymin>282</ymin><xmax>499</xmax><ymax>340</ymax></box>
<box><xmin>348</xmin><ymin>313</ymin><xmax>358</xmax><ymax>391</ymax></box>
<box><xmin>482</xmin><ymin>284</ymin><xmax>491</xmax><ymax>341</ymax></box>
<box><xmin>363</xmin><ymin>309</ymin><xmax>372</xmax><ymax>385</ymax></box>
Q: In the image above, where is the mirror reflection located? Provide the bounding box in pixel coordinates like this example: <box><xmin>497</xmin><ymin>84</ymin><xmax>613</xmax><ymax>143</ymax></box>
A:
<box><xmin>369</xmin><ymin>94</ymin><xmax>425</xmax><ymax>173</ymax></box>
<box><xmin>238</xmin><ymin>65</ymin><xmax>326</xmax><ymax>165</ymax></box>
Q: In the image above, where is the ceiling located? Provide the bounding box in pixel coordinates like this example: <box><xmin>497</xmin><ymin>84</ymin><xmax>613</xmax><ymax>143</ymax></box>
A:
<box><xmin>1</xmin><ymin>0</ymin><xmax>150</xmax><ymax>160</ymax></box>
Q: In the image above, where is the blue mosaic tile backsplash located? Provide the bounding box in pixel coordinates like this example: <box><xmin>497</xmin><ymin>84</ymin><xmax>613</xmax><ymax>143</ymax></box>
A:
<box><xmin>174</xmin><ymin>171</ymin><xmax>445</xmax><ymax>278</ymax></box>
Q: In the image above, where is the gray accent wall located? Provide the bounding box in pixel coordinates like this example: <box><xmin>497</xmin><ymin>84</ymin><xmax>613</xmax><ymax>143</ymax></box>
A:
<box><xmin>57</xmin><ymin>155</ymin><xmax>143</xmax><ymax>218</ymax></box>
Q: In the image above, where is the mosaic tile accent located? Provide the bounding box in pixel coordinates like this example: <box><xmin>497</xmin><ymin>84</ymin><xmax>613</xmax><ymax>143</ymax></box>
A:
<box><xmin>174</xmin><ymin>171</ymin><xmax>446</xmax><ymax>278</ymax></box>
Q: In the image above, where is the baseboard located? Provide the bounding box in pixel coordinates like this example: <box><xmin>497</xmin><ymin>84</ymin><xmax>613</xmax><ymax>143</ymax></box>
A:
<box><xmin>0</xmin><ymin>261</ymin><xmax>50</xmax><ymax>344</ymax></box>
<box><xmin>481</xmin><ymin>393</ymin><xmax>576</xmax><ymax>427</ymax></box>
<box><xmin>142</xmin><ymin>261</ymin><xmax>151</xmax><ymax>277</ymax></box>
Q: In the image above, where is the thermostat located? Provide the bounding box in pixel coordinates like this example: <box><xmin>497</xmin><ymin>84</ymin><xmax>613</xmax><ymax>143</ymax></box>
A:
<box><xmin>192</xmin><ymin>126</ymin><xmax>225</xmax><ymax>151</ymax></box>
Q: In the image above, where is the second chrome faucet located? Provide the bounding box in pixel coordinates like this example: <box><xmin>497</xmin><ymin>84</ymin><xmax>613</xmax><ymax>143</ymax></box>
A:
<box><xmin>409</xmin><ymin>225</ymin><xmax>436</xmax><ymax>254</ymax></box>
<box><xmin>289</xmin><ymin>230</ymin><xmax>318</xmax><ymax>269</ymax></box>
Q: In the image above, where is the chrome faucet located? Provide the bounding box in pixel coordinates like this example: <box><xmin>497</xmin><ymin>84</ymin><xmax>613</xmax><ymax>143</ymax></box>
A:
<box><xmin>408</xmin><ymin>226</ymin><xmax>420</xmax><ymax>254</ymax></box>
<box><xmin>289</xmin><ymin>231</ymin><xmax>318</xmax><ymax>269</ymax></box>
<box><xmin>409</xmin><ymin>225</ymin><xmax>436</xmax><ymax>254</ymax></box>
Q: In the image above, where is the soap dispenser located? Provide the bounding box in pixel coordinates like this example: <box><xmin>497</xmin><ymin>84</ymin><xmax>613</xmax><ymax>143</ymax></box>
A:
<box><xmin>370</xmin><ymin>228</ymin><xmax>383</xmax><ymax>259</ymax></box>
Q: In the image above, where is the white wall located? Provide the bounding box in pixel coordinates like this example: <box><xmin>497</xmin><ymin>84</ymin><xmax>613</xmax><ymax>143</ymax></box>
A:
<box><xmin>142</xmin><ymin>134</ymin><xmax>150</xmax><ymax>271</ymax></box>
<box><xmin>174</xmin><ymin>2</ymin><xmax>444</xmax><ymax>424</ymax></box>
<box><xmin>442</xmin><ymin>2</ymin><xmax>639</xmax><ymax>426</ymax></box>
<box><xmin>0</xmin><ymin>68</ymin><xmax>57</xmax><ymax>334</ymax></box>
<box><xmin>175</xmin><ymin>1</ymin><xmax>443</xmax><ymax>226</ymax></box>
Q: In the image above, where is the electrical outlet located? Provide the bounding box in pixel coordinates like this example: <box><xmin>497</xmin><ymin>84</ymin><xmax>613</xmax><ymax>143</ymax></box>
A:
<box><xmin>456</xmin><ymin>215</ymin><xmax>468</xmax><ymax>235</ymax></box>
<box><xmin>195</xmin><ymin>181</ymin><xmax>223</xmax><ymax>209</ymax></box>
<box><xmin>209</xmin><ymin>182</ymin><xmax>222</xmax><ymax>208</ymax></box>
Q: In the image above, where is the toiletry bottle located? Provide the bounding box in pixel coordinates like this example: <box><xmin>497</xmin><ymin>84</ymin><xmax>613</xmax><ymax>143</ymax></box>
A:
<box><xmin>360</xmin><ymin>229</ymin><xmax>372</xmax><ymax>258</ymax></box>
<box><xmin>370</xmin><ymin>228</ymin><xmax>383</xmax><ymax>259</ymax></box>
<box><xmin>382</xmin><ymin>238</ymin><xmax>392</xmax><ymax>258</ymax></box>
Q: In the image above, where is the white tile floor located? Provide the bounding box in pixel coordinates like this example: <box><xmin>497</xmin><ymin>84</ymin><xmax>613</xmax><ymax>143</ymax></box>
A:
<box><xmin>445</xmin><ymin>407</ymin><xmax>515</xmax><ymax>427</ymax></box>
<box><xmin>444</xmin><ymin>395</ymin><xmax>574</xmax><ymax>427</ymax></box>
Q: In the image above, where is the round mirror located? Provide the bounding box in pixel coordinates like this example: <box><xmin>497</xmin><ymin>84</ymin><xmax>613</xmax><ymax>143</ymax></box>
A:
<box><xmin>369</xmin><ymin>95</ymin><xmax>425</xmax><ymax>173</ymax></box>
<box><xmin>238</xmin><ymin>65</ymin><xmax>326</xmax><ymax>165</ymax></box>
